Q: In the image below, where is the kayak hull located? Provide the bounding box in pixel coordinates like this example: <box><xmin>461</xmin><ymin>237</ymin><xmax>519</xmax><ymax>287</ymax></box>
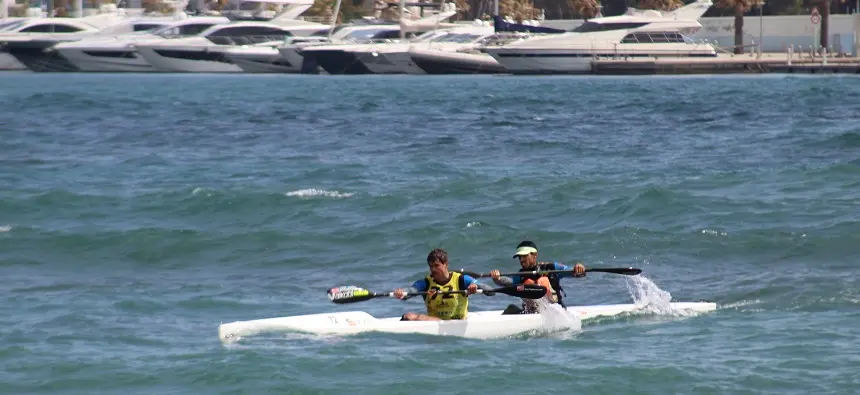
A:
<box><xmin>218</xmin><ymin>301</ymin><xmax>716</xmax><ymax>343</ymax></box>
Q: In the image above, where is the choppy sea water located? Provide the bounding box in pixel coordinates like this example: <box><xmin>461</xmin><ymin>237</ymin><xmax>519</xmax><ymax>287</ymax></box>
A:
<box><xmin>1</xmin><ymin>72</ymin><xmax>858</xmax><ymax>394</ymax></box>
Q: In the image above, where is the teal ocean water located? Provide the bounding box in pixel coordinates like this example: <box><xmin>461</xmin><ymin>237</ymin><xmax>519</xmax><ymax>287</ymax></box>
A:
<box><xmin>1</xmin><ymin>72</ymin><xmax>858</xmax><ymax>394</ymax></box>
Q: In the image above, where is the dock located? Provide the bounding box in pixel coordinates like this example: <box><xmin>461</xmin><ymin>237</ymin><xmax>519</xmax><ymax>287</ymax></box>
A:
<box><xmin>591</xmin><ymin>53</ymin><xmax>860</xmax><ymax>75</ymax></box>
<box><xmin>769</xmin><ymin>63</ymin><xmax>860</xmax><ymax>73</ymax></box>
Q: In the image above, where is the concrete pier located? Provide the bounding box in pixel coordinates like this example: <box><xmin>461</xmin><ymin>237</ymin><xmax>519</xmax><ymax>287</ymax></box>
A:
<box><xmin>591</xmin><ymin>53</ymin><xmax>860</xmax><ymax>75</ymax></box>
<box><xmin>769</xmin><ymin>63</ymin><xmax>860</xmax><ymax>73</ymax></box>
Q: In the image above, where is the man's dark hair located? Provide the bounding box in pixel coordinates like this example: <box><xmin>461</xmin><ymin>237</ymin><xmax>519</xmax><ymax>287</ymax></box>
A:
<box><xmin>427</xmin><ymin>248</ymin><xmax>448</xmax><ymax>264</ymax></box>
<box><xmin>516</xmin><ymin>240</ymin><xmax>537</xmax><ymax>250</ymax></box>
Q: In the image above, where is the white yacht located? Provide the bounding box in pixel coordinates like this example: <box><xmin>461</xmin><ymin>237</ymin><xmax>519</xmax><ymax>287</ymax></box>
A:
<box><xmin>298</xmin><ymin>7</ymin><xmax>469</xmax><ymax>75</ymax></box>
<box><xmin>357</xmin><ymin>23</ymin><xmax>496</xmax><ymax>74</ymax></box>
<box><xmin>407</xmin><ymin>32</ymin><xmax>530</xmax><ymax>74</ymax></box>
<box><xmin>0</xmin><ymin>15</ymin><xmax>118</xmax><ymax>72</ymax></box>
<box><xmin>53</xmin><ymin>16</ymin><xmax>231</xmax><ymax>72</ymax></box>
<box><xmin>481</xmin><ymin>0</ymin><xmax>717</xmax><ymax>74</ymax></box>
<box><xmin>131</xmin><ymin>0</ymin><xmax>327</xmax><ymax>73</ymax></box>
<box><xmin>404</xmin><ymin>17</ymin><xmax>564</xmax><ymax>75</ymax></box>
<box><xmin>0</xmin><ymin>17</ymin><xmax>35</xmax><ymax>70</ymax></box>
<box><xmin>0</xmin><ymin>7</ymin><xmax>183</xmax><ymax>72</ymax></box>
<box><xmin>289</xmin><ymin>1</ymin><xmax>461</xmax><ymax>74</ymax></box>
<box><xmin>220</xmin><ymin>35</ymin><xmax>331</xmax><ymax>73</ymax></box>
<box><xmin>273</xmin><ymin>34</ymin><xmax>332</xmax><ymax>72</ymax></box>
<box><xmin>292</xmin><ymin>24</ymin><xmax>404</xmax><ymax>74</ymax></box>
<box><xmin>276</xmin><ymin>22</ymin><xmax>406</xmax><ymax>74</ymax></box>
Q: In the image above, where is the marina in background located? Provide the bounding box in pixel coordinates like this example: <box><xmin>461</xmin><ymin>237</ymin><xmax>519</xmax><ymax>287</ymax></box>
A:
<box><xmin>2</xmin><ymin>0</ymin><xmax>860</xmax><ymax>74</ymax></box>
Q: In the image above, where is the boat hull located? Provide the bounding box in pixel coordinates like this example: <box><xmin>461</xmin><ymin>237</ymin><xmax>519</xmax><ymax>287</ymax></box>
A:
<box><xmin>3</xmin><ymin>40</ymin><xmax>80</xmax><ymax>72</ymax></box>
<box><xmin>135</xmin><ymin>45</ymin><xmax>243</xmax><ymax>73</ymax></box>
<box><xmin>218</xmin><ymin>301</ymin><xmax>716</xmax><ymax>342</ymax></box>
<box><xmin>56</xmin><ymin>47</ymin><xmax>155</xmax><ymax>72</ymax></box>
<box><xmin>360</xmin><ymin>51</ymin><xmax>425</xmax><ymax>74</ymax></box>
<box><xmin>409</xmin><ymin>48</ymin><xmax>507</xmax><ymax>74</ymax></box>
<box><xmin>0</xmin><ymin>53</ymin><xmax>26</xmax><ymax>71</ymax></box>
<box><xmin>223</xmin><ymin>47</ymin><xmax>299</xmax><ymax>73</ymax></box>
<box><xmin>301</xmin><ymin>49</ymin><xmax>371</xmax><ymax>75</ymax></box>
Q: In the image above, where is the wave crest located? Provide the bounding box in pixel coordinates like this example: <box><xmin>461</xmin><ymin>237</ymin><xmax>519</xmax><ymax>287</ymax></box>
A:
<box><xmin>285</xmin><ymin>189</ymin><xmax>354</xmax><ymax>199</ymax></box>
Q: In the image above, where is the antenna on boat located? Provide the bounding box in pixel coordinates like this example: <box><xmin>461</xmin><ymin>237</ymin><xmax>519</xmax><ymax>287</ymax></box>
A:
<box><xmin>328</xmin><ymin>0</ymin><xmax>343</xmax><ymax>39</ymax></box>
<box><xmin>399</xmin><ymin>0</ymin><xmax>406</xmax><ymax>39</ymax></box>
<box><xmin>433</xmin><ymin>1</ymin><xmax>442</xmax><ymax>33</ymax></box>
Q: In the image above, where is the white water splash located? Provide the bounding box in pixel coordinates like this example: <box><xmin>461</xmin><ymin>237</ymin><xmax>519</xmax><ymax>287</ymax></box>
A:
<box><xmin>701</xmin><ymin>229</ymin><xmax>728</xmax><ymax>236</ymax></box>
<box><xmin>191</xmin><ymin>187</ymin><xmax>213</xmax><ymax>197</ymax></box>
<box><xmin>622</xmin><ymin>275</ymin><xmax>716</xmax><ymax>319</ymax></box>
<box><xmin>0</xmin><ymin>225</ymin><xmax>10</xmax><ymax>232</ymax></box>
<box><xmin>465</xmin><ymin>222</ymin><xmax>482</xmax><ymax>228</ymax></box>
<box><xmin>720</xmin><ymin>299</ymin><xmax>762</xmax><ymax>310</ymax></box>
<box><xmin>222</xmin><ymin>331</ymin><xmax>345</xmax><ymax>348</ymax></box>
<box><xmin>285</xmin><ymin>189</ymin><xmax>354</xmax><ymax>199</ymax></box>
<box><xmin>624</xmin><ymin>275</ymin><xmax>681</xmax><ymax>316</ymax></box>
<box><xmin>535</xmin><ymin>298</ymin><xmax>582</xmax><ymax>336</ymax></box>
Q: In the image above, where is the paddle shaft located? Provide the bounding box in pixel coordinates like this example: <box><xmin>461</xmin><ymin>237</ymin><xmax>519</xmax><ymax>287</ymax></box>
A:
<box><xmin>328</xmin><ymin>284</ymin><xmax>548</xmax><ymax>304</ymax></box>
<box><xmin>349</xmin><ymin>290</ymin><xmax>477</xmax><ymax>299</ymax></box>
<box><xmin>406</xmin><ymin>289</ymin><xmax>483</xmax><ymax>297</ymax></box>
<box><xmin>336</xmin><ymin>290</ymin><xmax>483</xmax><ymax>300</ymax></box>
<box><xmin>401</xmin><ymin>285</ymin><xmax>546</xmax><ymax>298</ymax></box>
<box><xmin>457</xmin><ymin>267</ymin><xmax>641</xmax><ymax>278</ymax></box>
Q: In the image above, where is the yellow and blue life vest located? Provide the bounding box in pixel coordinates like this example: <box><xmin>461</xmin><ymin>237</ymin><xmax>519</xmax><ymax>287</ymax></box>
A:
<box><xmin>423</xmin><ymin>272</ymin><xmax>469</xmax><ymax>320</ymax></box>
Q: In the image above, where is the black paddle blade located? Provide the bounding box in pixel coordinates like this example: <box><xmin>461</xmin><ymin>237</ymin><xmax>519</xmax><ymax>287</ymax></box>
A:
<box><xmin>493</xmin><ymin>284</ymin><xmax>548</xmax><ymax>299</ymax></box>
<box><xmin>589</xmin><ymin>267</ymin><xmax>642</xmax><ymax>276</ymax></box>
<box><xmin>327</xmin><ymin>286</ymin><xmax>378</xmax><ymax>304</ymax></box>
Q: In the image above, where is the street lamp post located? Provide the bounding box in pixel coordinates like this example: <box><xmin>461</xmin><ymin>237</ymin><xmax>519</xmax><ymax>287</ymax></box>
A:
<box><xmin>758</xmin><ymin>0</ymin><xmax>765</xmax><ymax>59</ymax></box>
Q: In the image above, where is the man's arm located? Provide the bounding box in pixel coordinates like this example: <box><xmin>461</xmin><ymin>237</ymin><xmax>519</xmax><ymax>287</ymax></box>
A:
<box><xmin>462</xmin><ymin>274</ymin><xmax>500</xmax><ymax>296</ymax></box>
<box><xmin>401</xmin><ymin>278</ymin><xmax>429</xmax><ymax>299</ymax></box>
<box><xmin>544</xmin><ymin>261</ymin><xmax>585</xmax><ymax>278</ymax></box>
<box><xmin>491</xmin><ymin>274</ymin><xmax>521</xmax><ymax>286</ymax></box>
<box><xmin>461</xmin><ymin>274</ymin><xmax>494</xmax><ymax>291</ymax></box>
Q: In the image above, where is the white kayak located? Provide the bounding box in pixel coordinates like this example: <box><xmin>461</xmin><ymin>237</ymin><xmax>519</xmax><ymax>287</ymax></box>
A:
<box><xmin>218</xmin><ymin>301</ymin><xmax>717</xmax><ymax>343</ymax></box>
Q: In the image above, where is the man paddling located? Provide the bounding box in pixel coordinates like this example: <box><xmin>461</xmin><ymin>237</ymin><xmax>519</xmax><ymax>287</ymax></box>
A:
<box><xmin>490</xmin><ymin>240</ymin><xmax>586</xmax><ymax>314</ymax></box>
<box><xmin>394</xmin><ymin>248</ymin><xmax>495</xmax><ymax>321</ymax></box>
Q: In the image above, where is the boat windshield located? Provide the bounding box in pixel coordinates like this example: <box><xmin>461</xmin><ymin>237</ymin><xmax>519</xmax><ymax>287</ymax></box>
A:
<box><xmin>133</xmin><ymin>23</ymin><xmax>165</xmax><ymax>32</ymax></box>
<box><xmin>154</xmin><ymin>23</ymin><xmax>220</xmax><ymax>38</ymax></box>
<box><xmin>474</xmin><ymin>32</ymin><xmax>532</xmax><ymax>46</ymax></box>
<box><xmin>309</xmin><ymin>28</ymin><xmax>334</xmax><ymax>37</ymax></box>
<box><xmin>344</xmin><ymin>29</ymin><xmax>376</xmax><ymax>39</ymax></box>
<box><xmin>411</xmin><ymin>30</ymin><xmax>449</xmax><ymax>42</ymax></box>
<box><xmin>620</xmin><ymin>31</ymin><xmax>694</xmax><ymax>44</ymax></box>
<box><xmin>343</xmin><ymin>28</ymin><xmax>400</xmax><ymax>40</ymax></box>
<box><xmin>0</xmin><ymin>20</ymin><xmax>27</xmax><ymax>32</ymax></box>
<box><xmin>433</xmin><ymin>33</ymin><xmax>484</xmax><ymax>43</ymax></box>
<box><xmin>571</xmin><ymin>21</ymin><xmax>650</xmax><ymax>33</ymax></box>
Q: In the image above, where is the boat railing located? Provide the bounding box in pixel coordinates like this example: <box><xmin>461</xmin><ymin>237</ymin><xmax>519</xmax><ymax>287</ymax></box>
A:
<box><xmin>475</xmin><ymin>32</ymin><xmax>535</xmax><ymax>48</ymax></box>
<box><xmin>206</xmin><ymin>35</ymin><xmax>294</xmax><ymax>46</ymax></box>
<box><xmin>329</xmin><ymin>37</ymin><xmax>409</xmax><ymax>46</ymax></box>
<box><xmin>156</xmin><ymin>33</ymin><xmax>204</xmax><ymax>40</ymax></box>
<box><xmin>708</xmin><ymin>31</ymin><xmax>765</xmax><ymax>56</ymax></box>
<box><xmin>284</xmin><ymin>36</ymin><xmax>331</xmax><ymax>45</ymax></box>
<box><xmin>276</xmin><ymin>36</ymin><xmax>410</xmax><ymax>50</ymax></box>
